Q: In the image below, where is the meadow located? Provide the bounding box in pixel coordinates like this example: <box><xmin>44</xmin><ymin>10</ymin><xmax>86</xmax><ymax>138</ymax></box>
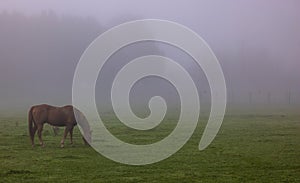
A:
<box><xmin>0</xmin><ymin>115</ymin><xmax>299</xmax><ymax>182</ymax></box>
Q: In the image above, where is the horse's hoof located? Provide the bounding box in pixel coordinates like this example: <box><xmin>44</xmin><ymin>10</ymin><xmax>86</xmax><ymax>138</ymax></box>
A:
<box><xmin>60</xmin><ymin>144</ymin><xmax>64</xmax><ymax>148</ymax></box>
<box><xmin>31</xmin><ymin>144</ymin><xmax>35</xmax><ymax>148</ymax></box>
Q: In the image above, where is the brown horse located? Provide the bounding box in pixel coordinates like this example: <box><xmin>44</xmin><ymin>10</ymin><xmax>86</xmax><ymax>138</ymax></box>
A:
<box><xmin>28</xmin><ymin>104</ymin><xmax>91</xmax><ymax>147</ymax></box>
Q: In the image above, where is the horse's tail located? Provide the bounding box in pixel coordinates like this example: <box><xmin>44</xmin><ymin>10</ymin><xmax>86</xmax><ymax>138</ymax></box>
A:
<box><xmin>28</xmin><ymin>106</ymin><xmax>35</xmax><ymax>145</ymax></box>
<box><xmin>74</xmin><ymin>108</ymin><xmax>92</xmax><ymax>145</ymax></box>
<box><xmin>81</xmin><ymin>114</ymin><xmax>92</xmax><ymax>145</ymax></box>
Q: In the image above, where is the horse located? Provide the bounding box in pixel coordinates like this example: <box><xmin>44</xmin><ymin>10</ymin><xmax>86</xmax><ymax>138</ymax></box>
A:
<box><xmin>28</xmin><ymin>104</ymin><xmax>91</xmax><ymax>148</ymax></box>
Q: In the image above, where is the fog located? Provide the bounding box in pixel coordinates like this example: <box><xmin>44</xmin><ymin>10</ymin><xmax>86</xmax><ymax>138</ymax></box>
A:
<box><xmin>0</xmin><ymin>0</ymin><xmax>299</xmax><ymax>116</ymax></box>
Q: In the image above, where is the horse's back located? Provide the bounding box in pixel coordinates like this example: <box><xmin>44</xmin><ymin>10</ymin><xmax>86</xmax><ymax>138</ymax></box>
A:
<box><xmin>30</xmin><ymin>104</ymin><xmax>77</xmax><ymax>126</ymax></box>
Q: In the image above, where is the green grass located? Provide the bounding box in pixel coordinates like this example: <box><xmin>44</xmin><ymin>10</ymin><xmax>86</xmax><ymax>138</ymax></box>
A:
<box><xmin>0</xmin><ymin>115</ymin><xmax>299</xmax><ymax>182</ymax></box>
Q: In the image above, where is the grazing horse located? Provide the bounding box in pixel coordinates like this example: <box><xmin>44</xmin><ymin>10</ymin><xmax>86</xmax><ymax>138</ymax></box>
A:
<box><xmin>28</xmin><ymin>104</ymin><xmax>91</xmax><ymax>147</ymax></box>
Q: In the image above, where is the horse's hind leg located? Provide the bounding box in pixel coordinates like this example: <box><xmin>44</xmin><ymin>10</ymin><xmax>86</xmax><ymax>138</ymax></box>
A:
<box><xmin>37</xmin><ymin>124</ymin><xmax>44</xmax><ymax>147</ymax></box>
<box><xmin>31</xmin><ymin>125</ymin><xmax>37</xmax><ymax>147</ymax></box>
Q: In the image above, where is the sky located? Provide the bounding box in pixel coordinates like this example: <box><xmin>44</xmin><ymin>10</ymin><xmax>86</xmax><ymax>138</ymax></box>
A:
<box><xmin>0</xmin><ymin>0</ymin><xmax>299</xmax><ymax>115</ymax></box>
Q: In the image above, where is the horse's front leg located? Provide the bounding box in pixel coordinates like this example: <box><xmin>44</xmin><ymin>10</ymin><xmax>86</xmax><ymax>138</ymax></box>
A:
<box><xmin>37</xmin><ymin>124</ymin><xmax>44</xmax><ymax>147</ymax></box>
<box><xmin>60</xmin><ymin>127</ymin><xmax>69</xmax><ymax>148</ymax></box>
<box><xmin>69</xmin><ymin>126</ymin><xmax>74</xmax><ymax>145</ymax></box>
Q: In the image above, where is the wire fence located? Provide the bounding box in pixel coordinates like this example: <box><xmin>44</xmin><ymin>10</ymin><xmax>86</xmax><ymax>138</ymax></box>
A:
<box><xmin>198</xmin><ymin>89</ymin><xmax>300</xmax><ymax>115</ymax></box>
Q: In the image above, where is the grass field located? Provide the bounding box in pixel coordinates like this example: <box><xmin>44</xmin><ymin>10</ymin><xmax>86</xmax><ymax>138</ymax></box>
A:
<box><xmin>0</xmin><ymin>115</ymin><xmax>299</xmax><ymax>182</ymax></box>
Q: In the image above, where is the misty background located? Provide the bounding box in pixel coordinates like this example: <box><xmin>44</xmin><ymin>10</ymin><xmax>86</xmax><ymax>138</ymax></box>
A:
<box><xmin>0</xmin><ymin>0</ymin><xmax>299</xmax><ymax>117</ymax></box>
